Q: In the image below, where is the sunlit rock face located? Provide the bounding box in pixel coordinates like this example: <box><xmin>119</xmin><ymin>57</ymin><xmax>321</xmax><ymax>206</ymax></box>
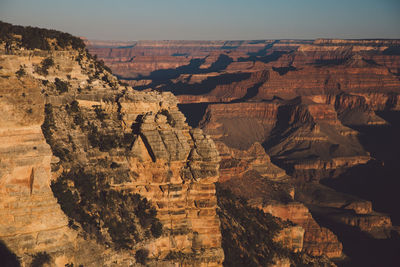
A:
<box><xmin>0</xmin><ymin>63</ymin><xmax>76</xmax><ymax>266</ymax></box>
<box><xmin>0</xmin><ymin>24</ymin><xmax>224</xmax><ymax>267</ymax></box>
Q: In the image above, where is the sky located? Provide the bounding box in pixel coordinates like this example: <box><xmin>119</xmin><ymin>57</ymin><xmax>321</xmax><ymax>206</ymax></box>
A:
<box><xmin>1</xmin><ymin>0</ymin><xmax>399</xmax><ymax>41</ymax></box>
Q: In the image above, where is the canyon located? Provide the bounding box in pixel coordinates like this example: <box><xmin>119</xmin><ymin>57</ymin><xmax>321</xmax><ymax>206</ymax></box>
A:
<box><xmin>0</xmin><ymin>20</ymin><xmax>399</xmax><ymax>266</ymax></box>
<box><xmin>0</xmin><ymin>22</ymin><xmax>337</xmax><ymax>267</ymax></box>
<box><xmin>88</xmin><ymin>38</ymin><xmax>400</xmax><ymax>266</ymax></box>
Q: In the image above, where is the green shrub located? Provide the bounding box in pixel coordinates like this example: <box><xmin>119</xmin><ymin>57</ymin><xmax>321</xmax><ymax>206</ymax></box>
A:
<box><xmin>51</xmin><ymin>168</ymin><xmax>163</xmax><ymax>250</ymax></box>
<box><xmin>15</xmin><ymin>65</ymin><xmax>26</xmax><ymax>78</ymax></box>
<box><xmin>35</xmin><ymin>57</ymin><xmax>54</xmax><ymax>76</ymax></box>
<box><xmin>41</xmin><ymin>104</ymin><xmax>55</xmax><ymax>140</ymax></box>
<box><xmin>216</xmin><ymin>184</ymin><xmax>287</xmax><ymax>267</ymax></box>
<box><xmin>75</xmin><ymin>54</ymin><xmax>83</xmax><ymax>63</ymax></box>
<box><xmin>135</xmin><ymin>249</ymin><xmax>149</xmax><ymax>265</ymax></box>
<box><xmin>151</xmin><ymin>221</ymin><xmax>163</xmax><ymax>238</ymax></box>
<box><xmin>73</xmin><ymin>114</ymin><xmax>84</xmax><ymax>126</ymax></box>
<box><xmin>88</xmin><ymin>125</ymin><xmax>120</xmax><ymax>152</ymax></box>
<box><xmin>0</xmin><ymin>21</ymin><xmax>85</xmax><ymax>50</ymax></box>
<box><xmin>54</xmin><ymin>78</ymin><xmax>69</xmax><ymax>93</ymax></box>
<box><xmin>52</xmin><ymin>146</ymin><xmax>70</xmax><ymax>161</ymax></box>
<box><xmin>164</xmin><ymin>251</ymin><xmax>196</xmax><ymax>261</ymax></box>
<box><xmin>110</xmin><ymin>162</ymin><xmax>120</xmax><ymax>169</ymax></box>
<box><xmin>70</xmin><ymin>100</ymin><xmax>79</xmax><ymax>113</ymax></box>
<box><xmin>93</xmin><ymin>105</ymin><xmax>107</xmax><ymax>121</ymax></box>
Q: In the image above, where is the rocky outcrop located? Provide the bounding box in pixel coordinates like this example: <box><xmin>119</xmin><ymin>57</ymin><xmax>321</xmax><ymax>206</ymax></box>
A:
<box><xmin>261</xmin><ymin>202</ymin><xmax>342</xmax><ymax>258</ymax></box>
<box><xmin>295</xmin><ymin>183</ymin><xmax>393</xmax><ymax>239</ymax></box>
<box><xmin>198</xmin><ymin>99</ymin><xmax>370</xmax><ymax>180</ymax></box>
<box><xmin>0</xmin><ymin>24</ymin><xmax>223</xmax><ymax>266</ymax></box>
<box><xmin>0</xmin><ymin>72</ymin><xmax>76</xmax><ymax>265</ymax></box>
<box><xmin>213</xmin><ymin>141</ymin><xmax>342</xmax><ymax>258</ymax></box>
<box><xmin>117</xmin><ymin>92</ymin><xmax>223</xmax><ymax>264</ymax></box>
<box><xmin>216</xmin><ymin>186</ymin><xmax>336</xmax><ymax>267</ymax></box>
<box><xmin>199</xmin><ymin>102</ymin><xmax>279</xmax><ymax>150</ymax></box>
<box><xmin>216</xmin><ymin>142</ymin><xmax>287</xmax><ymax>182</ymax></box>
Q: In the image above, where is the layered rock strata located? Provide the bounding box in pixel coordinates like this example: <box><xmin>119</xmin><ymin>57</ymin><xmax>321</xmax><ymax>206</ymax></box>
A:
<box><xmin>199</xmin><ymin>99</ymin><xmax>370</xmax><ymax>180</ymax></box>
<box><xmin>0</xmin><ymin>26</ymin><xmax>223</xmax><ymax>266</ymax></box>
<box><xmin>215</xmin><ymin>143</ymin><xmax>343</xmax><ymax>258</ymax></box>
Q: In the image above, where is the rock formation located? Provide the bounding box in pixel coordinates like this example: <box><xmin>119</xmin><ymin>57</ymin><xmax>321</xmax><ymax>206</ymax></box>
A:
<box><xmin>89</xmin><ymin>38</ymin><xmax>400</xmax><ymax>265</ymax></box>
<box><xmin>3</xmin><ymin>21</ymin><xmax>400</xmax><ymax>266</ymax></box>
<box><xmin>0</xmin><ymin>22</ymin><xmax>224</xmax><ymax>266</ymax></box>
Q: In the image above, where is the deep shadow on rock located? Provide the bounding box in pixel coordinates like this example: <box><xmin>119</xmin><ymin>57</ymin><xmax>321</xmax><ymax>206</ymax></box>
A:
<box><xmin>309</xmin><ymin>206</ymin><xmax>400</xmax><ymax>267</ymax></box>
<box><xmin>322</xmin><ymin>111</ymin><xmax>400</xmax><ymax>225</ymax></box>
<box><xmin>0</xmin><ymin>241</ymin><xmax>20</xmax><ymax>267</ymax></box>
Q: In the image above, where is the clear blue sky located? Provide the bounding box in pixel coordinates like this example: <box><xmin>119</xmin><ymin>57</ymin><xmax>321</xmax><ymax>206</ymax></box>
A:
<box><xmin>1</xmin><ymin>0</ymin><xmax>399</xmax><ymax>40</ymax></box>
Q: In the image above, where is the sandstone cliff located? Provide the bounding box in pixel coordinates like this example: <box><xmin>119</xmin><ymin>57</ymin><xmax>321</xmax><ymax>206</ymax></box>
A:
<box><xmin>0</xmin><ymin>22</ymin><xmax>224</xmax><ymax>266</ymax></box>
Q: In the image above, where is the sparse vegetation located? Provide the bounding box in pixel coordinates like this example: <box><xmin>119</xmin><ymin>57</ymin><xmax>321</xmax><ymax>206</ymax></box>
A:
<box><xmin>30</xmin><ymin>252</ymin><xmax>51</xmax><ymax>267</ymax></box>
<box><xmin>53</xmin><ymin>145</ymin><xmax>71</xmax><ymax>161</ymax></box>
<box><xmin>73</xmin><ymin>113</ymin><xmax>84</xmax><ymax>126</ymax></box>
<box><xmin>135</xmin><ymin>249</ymin><xmax>149</xmax><ymax>265</ymax></box>
<box><xmin>93</xmin><ymin>105</ymin><xmax>107</xmax><ymax>121</ymax></box>
<box><xmin>15</xmin><ymin>65</ymin><xmax>26</xmax><ymax>78</ymax></box>
<box><xmin>216</xmin><ymin>185</ymin><xmax>331</xmax><ymax>266</ymax></box>
<box><xmin>70</xmin><ymin>100</ymin><xmax>79</xmax><ymax>113</ymax></box>
<box><xmin>110</xmin><ymin>162</ymin><xmax>120</xmax><ymax>169</ymax></box>
<box><xmin>51</xmin><ymin>168</ymin><xmax>163</xmax><ymax>249</ymax></box>
<box><xmin>41</xmin><ymin>104</ymin><xmax>55</xmax><ymax>139</ymax></box>
<box><xmin>54</xmin><ymin>78</ymin><xmax>69</xmax><ymax>93</ymax></box>
<box><xmin>216</xmin><ymin>184</ymin><xmax>286</xmax><ymax>266</ymax></box>
<box><xmin>150</xmin><ymin>221</ymin><xmax>163</xmax><ymax>238</ymax></box>
<box><xmin>75</xmin><ymin>53</ymin><xmax>83</xmax><ymax>63</ymax></box>
<box><xmin>87</xmin><ymin>124</ymin><xmax>119</xmax><ymax>151</ymax></box>
<box><xmin>0</xmin><ymin>21</ymin><xmax>85</xmax><ymax>50</ymax></box>
<box><xmin>35</xmin><ymin>57</ymin><xmax>54</xmax><ymax>76</ymax></box>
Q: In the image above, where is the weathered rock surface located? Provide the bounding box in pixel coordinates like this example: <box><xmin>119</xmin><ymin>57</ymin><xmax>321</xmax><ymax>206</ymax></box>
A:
<box><xmin>261</xmin><ymin>202</ymin><xmax>342</xmax><ymax>258</ymax></box>
<box><xmin>199</xmin><ymin>99</ymin><xmax>370</xmax><ymax>180</ymax></box>
<box><xmin>216</xmin><ymin>185</ymin><xmax>336</xmax><ymax>267</ymax></box>
<box><xmin>0</xmin><ymin>72</ymin><xmax>76</xmax><ymax>265</ymax></box>
<box><xmin>0</xmin><ymin>24</ymin><xmax>223</xmax><ymax>266</ymax></box>
<box><xmin>295</xmin><ymin>183</ymin><xmax>393</xmax><ymax>239</ymax></box>
<box><xmin>213</xmin><ymin>141</ymin><xmax>342</xmax><ymax>258</ymax></box>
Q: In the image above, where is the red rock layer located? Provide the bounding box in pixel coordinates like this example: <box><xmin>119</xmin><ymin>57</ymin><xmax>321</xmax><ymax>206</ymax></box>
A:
<box><xmin>261</xmin><ymin>202</ymin><xmax>343</xmax><ymax>258</ymax></box>
<box><xmin>88</xmin><ymin>39</ymin><xmax>400</xmax><ymax>107</ymax></box>
<box><xmin>87</xmin><ymin>40</ymin><xmax>274</xmax><ymax>79</ymax></box>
